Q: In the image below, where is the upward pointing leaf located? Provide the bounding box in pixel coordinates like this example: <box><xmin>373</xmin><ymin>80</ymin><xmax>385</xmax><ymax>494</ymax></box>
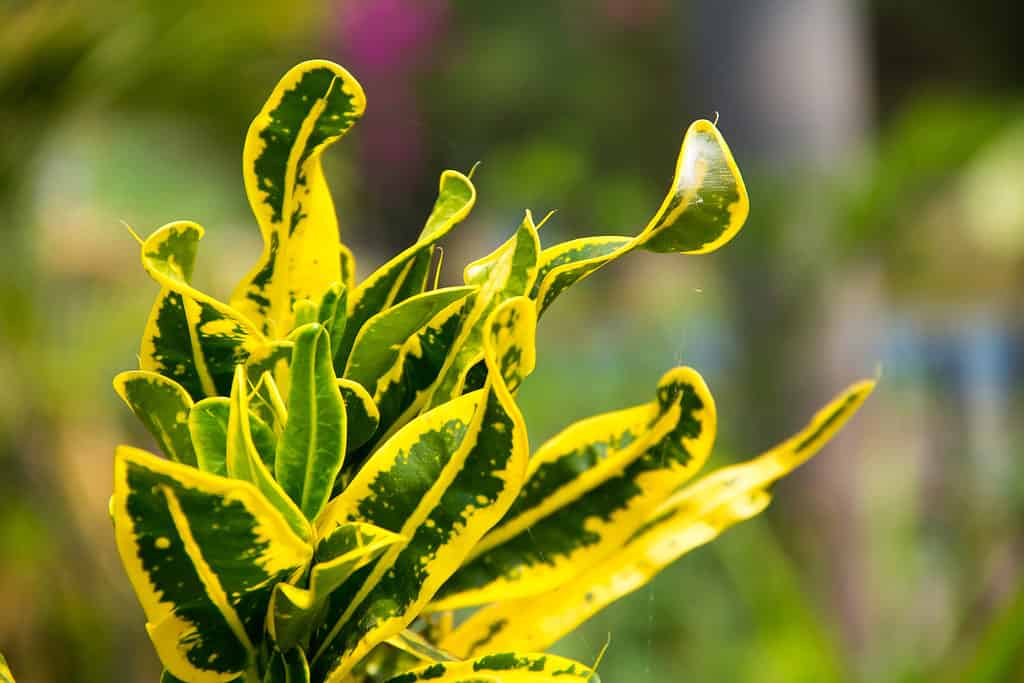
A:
<box><xmin>276</xmin><ymin>323</ymin><xmax>347</xmax><ymax>520</ymax></box>
<box><xmin>0</xmin><ymin>653</ymin><xmax>14</xmax><ymax>683</ymax></box>
<box><xmin>112</xmin><ymin>446</ymin><xmax>312</xmax><ymax>682</ymax></box>
<box><xmin>114</xmin><ymin>371</ymin><xmax>197</xmax><ymax>467</ymax></box>
<box><xmin>310</xmin><ymin>298</ymin><xmax>537</xmax><ymax>683</ymax></box>
<box><xmin>233</xmin><ymin>60</ymin><xmax>367</xmax><ymax>338</ymax></box>
<box><xmin>334</xmin><ymin>170</ymin><xmax>476</xmax><ymax>367</ymax></box>
<box><xmin>188</xmin><ymin>397</ymin><xmax>277</xmax><ymax>477</ymax></box>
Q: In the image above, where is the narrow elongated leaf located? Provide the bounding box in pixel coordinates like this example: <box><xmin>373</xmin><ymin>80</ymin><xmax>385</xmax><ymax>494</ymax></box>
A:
<box><xmin>431</xmin><ymin>367</ymin><xmax>716</xmax><ymax>610</ymax></box>
<box><xmin>385</xmin><ymin>630</ymin><xmax>460</xmax><ymax>663</ymax></box>
<box><xmin>317</xmin><ymin>282</ymin><xmax>348</xmax><ymax>363</ymax></box>
<box><xmin>269</xmin><ymin>522</ymin><xmax>402</xmax><ymax>650</ymax></box>
<box><xmin>189</xmin><ymin>397</ymin><xmax>277</xmax><ymax>476</ymax></box>
<box><xmin>334</xmin><ymin>170</ymin><xmax>476</xmax><ymax>367</ymax></box>
<box><xmin>139</xmin><ymin>221</ymin><xmax>265</xmax><ymax>399</ymax></box>
<box><xmin>233</xmin><ymin>60</ymin><xmax>366</xmax><ymax>338</ymax></box>
<box><xmin>0</xmin><ymin>653</ymin><xmax>14</xmax><ymax>683</ymax></box>
<box><xmin>442</xmin><ymin>380</ymin><xmax>874</xmax><ymax>656</ymax></box>
<box><xmin>421</xmin><ymin>212</ymin><xmax>541</xmax><ymax>412</ymax></box>
<box><xmin>112</xmin><ymin>446</ymin><xmax>312</xmax><ymax>682</ymax></box>
<box><xmin>249</xmin><ymin>371</ymin><xmax>289</xmax><ymax>434</ymax></box>
<box><xmin>276</xmin><ymin>323</ymin><xmax>346</xmax><ymax>519</ymax></box>
<box><xmin>263</xmin><ymin>648</ymin><xmax>309</xmax><ymax>683</ymax></box>
<box><xmin>227</xmin><ymin>367</ymin><xmax>312</xmax><ymax>542</ymax></box>
<box><xmin>337</xmin><ymin>379</ymin><xmax>379</xmax><ymax>452</ymax></box>
<box><xmin>310</xmin><ymin>298</ymin><xmax>537</xmax><ymax>683</ymax></box>
<box><xmin>531</xmin><ymin>119</ymin><xmax>748</xmax><ymax>315</ymax></box>
<box><xmin>384</xmin><ymin>652</ymin><xmax>599</xmax><ymax>683</ymax></box>
<box><xmin>114</xmin><ymin>371</ymin><xmax>197</xmax><ymax>467</ymax></box>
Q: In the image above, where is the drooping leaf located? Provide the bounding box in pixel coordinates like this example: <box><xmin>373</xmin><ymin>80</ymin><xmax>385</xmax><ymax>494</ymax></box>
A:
<box><xmin>227</xmin><ymin>366</ymin><xmax>312</xmax><ymax>542</ymax></box>
<box><xmin>531</xmin><ymin>119</ymin><xmax>749</xmax><ymax>316</ymax></box>
<box><xmin>114</xmin><ymin>371</ymin><xmax>197</xmax><ymax>467</ymax></box>
<box><xmin>337</xmin><ymin>379</ymin><xmax>379</xmax><ymax>453</ymax></box>
<box><xmin>189</xmin><ymin>397</ymin><xmax>278</xmax><ymax>476</ymax></box>
<box><xmin>309</xmin><ymin>297</ymin><xmax>537</xmax><ymax>683</ymax></box>
<box><xmin>112</xmin><ymin>446</ymin><xmax>313</xmax><ymax>682</ymax></box>
<box><xmin>383</xmin><ymin>652</ymin><xmax>599</xmax><ymax>683</ymax></box>
<box><xmin>420</xmin><ymin>212</ymin><xmax>541</xmax><ymax>412</ymax></box>
<box><xmin>431</xmin><ymin>367</ymin><xmax>716</xmax><ymax>610</ymax></box>
<box><xmin>139</xmin><ymin>221</ymin><xmax>265</xmax><ymax>400</ymax></box>
<box><xmin>333</xmin><ymin>170</ymin><xmax>476</xmax><ymax>368</ymax></box>
<box><xmin>262</xmin><ymin>648</ymin><xmax>309</xmax><ymax>683</ymax></box>
<box><xmin>275</xmin><ymin>323</ymin><xmax>347</xmax><ymax>520</ymax></box>
<box><xmin>269</xmin><ymin>522</ymin><xmax>402</xmax><ymax>650</ymax></box>
<box><xmin>441</xmin><ymin>380</ymin><xmax>874</xmax><ymax>656</ymax></box>
<box><xmin>233</xmin><ymin>60</ymin><xmax>366</xmax><ymax>338</ymax></box>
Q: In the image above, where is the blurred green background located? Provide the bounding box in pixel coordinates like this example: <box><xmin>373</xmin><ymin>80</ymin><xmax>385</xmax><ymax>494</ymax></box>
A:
<box><xmin>2</xmin><ymin>1</ymin><xmax>1023</xmax><ymax>681</ymax></box>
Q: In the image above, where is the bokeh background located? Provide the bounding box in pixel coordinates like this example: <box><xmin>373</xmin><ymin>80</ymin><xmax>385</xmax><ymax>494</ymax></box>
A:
<box><xmin>2</xmin><ymin>1</ymin><xmax>1023</xmax><ymax>681</ymax></box>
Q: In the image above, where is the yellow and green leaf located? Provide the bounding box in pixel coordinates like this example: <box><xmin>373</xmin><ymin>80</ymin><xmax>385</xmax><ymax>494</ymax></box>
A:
<box><xmin>275</xmin><ymin>323</ymin><xmax>347</xmax><ymax>520</ymax></box>
<box><xmin>249</xmin><ymin>371</ymin><xmax>289</xmax><ymax>435</ymax></box>
<box><xmin>532</xmin><ymin>119</ymin><xmax>748</xmax><ymax>315</ymax></box>
<box><xmin>114</xmin><ymin>370</ymin><xmax>197</xmax><ymax>467</ymax></box>
<box><xmin>384</xmin><ymin>652</ymin><xmax>599</xmax><ymax>683</ymax></box>
<box><xmin>421</xmin><ymin>212</ymin><xmax>541</xmax><ymax>412</ymax></box>
<box><xmin>317</xmin><ymin>281</ymin><xmax>348</xmax><ymax>362</ymax></box>
<box><xmin>269</xmin><ymin>522</ymin><xmax>402</xmax><ymax>650</ymax></box>
<box><xmin>384</xmin><ymin>630</ymin><xmax>460</xmax><ymax>664</ymax></box>
<box><xmin>309</xmin><ymin>298</ymin><xmax>537</xmax><ymax>683</ymax></box>
<box><xmin>227</xmin><ymin>367</ymin><xmax>312</xmax><ymax>542</ymax></box>
<box><xmin>112</xmin><ymin>446</ymin><xmax>313</xmax><ymax>682</ymax></box>
<box><xmin>431</xmin><ymin>366</ymin><xmax>716</xmax><ymax>610</ymax></box>
<box><xmin>233</xmin><ymin>60</ymin><xmax>366</xmax><ymax>338</ymax></box>
<box><xmin>337</xmin><ymin>379</ymin><xmax>380</xmax><ymax>453</ymax></box>
<box><xmin>441</xmin><ymin>380</ymin><xmax>874</xmax><ymax>656</ymax></box>
<box><xmin>139</xmin><ymin>221</ymin><xmax>265</xmax><ymax>400</ymax></box>
<box><xmin>333</xmin><ymin>170</ymin><xmax>476</xmax><ymax>368</ymax></box>
<box><xmin>188</xmin><ymin>397</ymin><xmax>277</xmax><ymax>477</ymax></box>
<box><xmin>0</xmin><ymin>653</ymin><xmax>14</xmax><ymax>683</ymax></box>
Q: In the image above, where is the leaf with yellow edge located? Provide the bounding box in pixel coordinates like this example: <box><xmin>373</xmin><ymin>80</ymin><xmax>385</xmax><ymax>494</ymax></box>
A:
<box><xmin>249</xmin><ymin>371</ymin><xmax>289</xmax><ymax>435</ymax></box>
<box><xmin>269</xmin><ymin>522</ymin><xmax>402</xmax><ymax>650</ymax></box>
<box><xmin>317</xmin><ymin>281</ymin><xmax>348</xmax><ymax>365</ymax></box>
<box><xmin>431</xmin><ymin>366</ymin><xmax>716</xmax><ymax>610</ymax></box>
<box><xmin>233</xmin><ymin>60</ymin><xmax>366</xmax><ymax>338</ymax></box>
<box><xmin>275</xmin><ymin>323</ymin><xmax>347</xmax><ymax>520</ymax></box>
<box><xmin>333</xmin><ymin>170</ymin><xmax>477</xmax><ymax>368</ymax></box>
<box><xmin>337</xmin><ymin>379</ymin><xmax>379</xmax><ymax>453</ymax></box>
<box><xmin>309</xmin><ymin>297</ymin><xmax>537</xmax><ymax>683</ymax></box>
<box><xmin>189</xmin><ymin>397</ymin><xmax>277</xmax><ymax>477</ymax></box>
<box><xmin>227</xmin><ymin>366</ymin><xmax>312</xmax><ymax>542</ymax></box>
<box><xmin>385</xmin><ymin>629</ymin><xmax>460</xmax><ymax>664</ymax></box>
<box><xmin>441</xmin><ymin>380</ymin><xmax>874</xmax><ymax>657</ymax></box>
<box><xmin>112</xmin><ymin>446</ymin><xmax>312</xmax><ymax>682</ymax></box>
<box><xmin>0</xmin><ymin>653</ymin><xmax>14</xmax><ymax>683</ymax></box>
<box><xmin>420</xmin><ymin>212</ymin><xmax>541</xmax><ymax>412</ymax></box>
<box><xmin>383</xmin><ymin>652</ymin><xmax>599</xmax><ymax>683</ymax></box>
<box><xmin>139</xmin><ymin>221</ymin><xmax>265</xmax><ymax>400</ymax></box>
<box><xmin>532</xmin><ymin>119</ymin><xmax>748</xmax><ymax>315</ymax></box>
<box><xmin>114</xmin><ymin>370</ymin><xmax>197</xmax><ymax>467</ymax></box>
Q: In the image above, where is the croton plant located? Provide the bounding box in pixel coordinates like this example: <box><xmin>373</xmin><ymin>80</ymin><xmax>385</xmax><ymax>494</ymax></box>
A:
<box><xmin>93</xmin><ymin>60</ymin><xmax>873</xmax><ymax>683</ymax></box>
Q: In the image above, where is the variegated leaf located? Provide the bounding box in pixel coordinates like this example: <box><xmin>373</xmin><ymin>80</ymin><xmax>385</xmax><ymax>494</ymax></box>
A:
<box><xmin>269</xmin><ymin>522</ymin><xmax>402</xmax><ymax>650</ymax></box>
<box><xmin>227</xmin><ymin>367</ymin><xmax>312</xmax><ymax>542</ymax></box>
<box><xmin>276</xmin><ymin>323</ymin><xmax>346</xmax><ymax>520</ymax></box>
<box><xmin>384</xmin><ymin>652</ymin><xmax>599</xmax><ymax>683</ymax></box>
<box><xmin>385</xmin><ymin>630</ymin><xmax>460</xmax><ymax>664</ymax></box>
<box><xmin>139</xmin><ymin>221</ymin><xmax>265</xmax><ymax>399</ymax></box>
<box><xmin>233</xmin><ymin>60</ymin><xmax>366</xmax><ymax>338</ymax></box>
<box><xmin>114</xmin><ymin>371</ymin><xmax>197</xmax><ymax>467</ymax></box>
<box><xmin>431</xmin><ymin>367</ymin><xmax>716</xmax><ymax>610</ymax></box>
<box><xmin>112</xmin><ymin>446</ymin><xmax>312</xmax><ymax>682</ymax></box>
<box><xmin>442</xmin><ymin>380</ymin><xmax>874</xmax><ymax>656</ymax></box>
<box><xmin>317</xmin><ymin>281</ymin><xmax>348</xmax><ymax>364</ymax></box>
<box><xmin>188</xmin><ymin>397</ymin><xmax>277</xmax><ymax>476</ymax></box>
<box><xmin>532</xmin><ymin>119</ymin><xmax>748</xmax><ymax>315</ymax></box>
<box><xmin>333</xmin><ymin>170</ymin><xmax>476</xmax><ymax>369</ymax></box>
<box><xmin>249</xmin><ymin>371</ymin><xmax>289</xmax><ymax>435</ymax></box>
<box><xmin>337</xmin><ymin>379</ymin><xmax>379</xmax><ymax>453</ymax></box>
<box><xmin>309</xmin><ymin>298</ymin><xmax>537</xmax><ymax>683</ymax></box>
<box><xmin>420</xmin><ymin>212</ymin><xmax>541</xmax><ymax>412</ymax></box>
<box><xmin>0</xmin><ymin>653</ymin><xmax>14</xmax><ymax>683</ymax></box>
